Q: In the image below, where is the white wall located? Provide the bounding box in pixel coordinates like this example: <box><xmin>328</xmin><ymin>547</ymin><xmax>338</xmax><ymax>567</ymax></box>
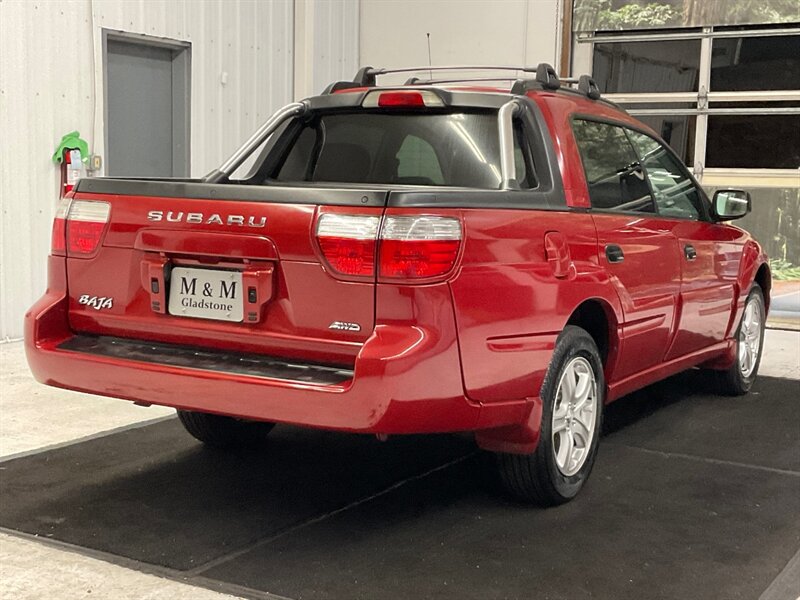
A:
<box><xmin>294</xmin><ymin>0</ymin><xmax>360</xmax><ymax>99</ymax></box>
<box><xmin>0</xmin><ymin>0</ymin><xmax>358</xmax><ymax>341</ymax></box>
<box><xmin>360</xmin><ymin>0</ymin><xmax>562</xmax><ymax>85</ymax></box>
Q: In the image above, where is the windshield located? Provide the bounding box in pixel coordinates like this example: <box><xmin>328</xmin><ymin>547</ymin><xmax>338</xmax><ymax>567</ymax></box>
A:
<box><xmin>268</xmin><ymin>111</ymin><xmax>506</xmax><ymax>189</ymax></box>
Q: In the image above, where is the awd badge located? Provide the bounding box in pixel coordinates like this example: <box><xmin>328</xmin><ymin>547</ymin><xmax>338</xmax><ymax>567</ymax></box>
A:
<box><xmin>329</xmin><ymin>321</ymin><xmax>361</xmax><ymax>332</ymax></box>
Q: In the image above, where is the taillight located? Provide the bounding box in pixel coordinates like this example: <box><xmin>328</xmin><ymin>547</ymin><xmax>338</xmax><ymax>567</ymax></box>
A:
<box><xmin>316</xmin><ymin>213</ymin><xmax>380</xmax><ymax>276</ymax></box>
<box><xmin>316</xmin><ymin>213</ymin><xmax>462</xmax><ymax>282</ymax></box>
<box><xmin>379</xmin><ymin>216</ymin><xmax>462</xmax><ymax>281</ymax></box>
<box><xmin>50</xmin><ymin>197</ymin><xmax>71</xmax><ymax>255</ymax></box>
<box><xmin>54</xmin><ymin>200</ymin><xmax>112</xmax><ymax>257</ymax></box>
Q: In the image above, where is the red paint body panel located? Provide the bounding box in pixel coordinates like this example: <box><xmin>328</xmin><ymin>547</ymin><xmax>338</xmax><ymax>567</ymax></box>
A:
<box><xmin>448</xmin><ymin>208</ymin><xmax>620</xmax><ymax>403</ymax></box>
<box><xmin>25</xmin><ymin>86</ymin><xmax>769</xmax><ymax>455</ymax></box>
<box><xmin>590</xmin><ymin>213</ymin><xmax>682</xmax><ymax>379</ymax></box>
<box><xmin>664</xmin><ymin>221</ymin><xmax>744</xmax><ymax>358</ymax></box>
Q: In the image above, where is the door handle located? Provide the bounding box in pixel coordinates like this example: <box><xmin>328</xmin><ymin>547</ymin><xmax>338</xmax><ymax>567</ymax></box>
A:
<box><xmin>684</xmin><ymin>244</ymin><xmax>697</xmax><ymax>261</ymax></box>
<box><xmin>605</xmin><ymin>244</ymin><xmax>624</xmax><ymax>263</ymax></box>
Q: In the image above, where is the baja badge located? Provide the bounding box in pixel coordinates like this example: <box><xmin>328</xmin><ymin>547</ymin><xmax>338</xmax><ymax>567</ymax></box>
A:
<box><xmin>78</xmin><ymin>295</ymin><xmax>113</xmax><ymax>311</ymax></box>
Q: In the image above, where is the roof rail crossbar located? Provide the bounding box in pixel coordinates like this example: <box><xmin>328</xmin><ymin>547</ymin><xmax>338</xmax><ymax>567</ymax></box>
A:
<box><xmin>364</xmin><ymin>65</ymin><xmax>539</xmax><ymax>79</ymax></box>
<box><xmin>409</xmin><ymin>76</ymin><xmax>521</xmax><ymax>85</ymax></box>
<box><xmin>323</xmin><ymin>63</ymin><xmax>605</xmax><ymax>103</ymax></box>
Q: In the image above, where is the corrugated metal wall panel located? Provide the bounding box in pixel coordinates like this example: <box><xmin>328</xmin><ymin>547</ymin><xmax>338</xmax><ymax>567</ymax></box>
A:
<box><xmin>0</xmin><ymin>0</ymin><xmax>297</xmax><ymax>340</ymax></box>
<box><xmin>312</xmin><ymin>0</ymin><xmax>359</xmax><ymax>95</ymax></box>
<box><xmin>0</xmin><ymin>1</ymin><xmax>97</xmax><ymax>342</ymax></box>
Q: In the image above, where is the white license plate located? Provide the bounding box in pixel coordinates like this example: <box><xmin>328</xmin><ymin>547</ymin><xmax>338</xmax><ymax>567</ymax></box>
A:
<box><xmin>168</xmin><ymin>267</ymin><xmax>243</xmax><ymax>322</ymax></box>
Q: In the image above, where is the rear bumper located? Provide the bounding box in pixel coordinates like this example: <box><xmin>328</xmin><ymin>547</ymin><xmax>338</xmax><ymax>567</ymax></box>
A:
<box><xmin>25</xmin><ymin>289</ymin><xmax>514</xmax><ymax>435</ymax></box>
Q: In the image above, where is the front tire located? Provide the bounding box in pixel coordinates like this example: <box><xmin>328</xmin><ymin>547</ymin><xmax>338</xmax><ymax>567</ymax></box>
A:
<box><xmin>495</xmin><ymin>325</ymin><xmax>604</xmax><ymax>506</ymax></box>
<box><xmin>177</xmin><ymin>410</ymin><xmax>275</xmax><ymax>448</ymax></box>
<box><xmin>714</xmin><ymin>284</ymin><xmax>765</xmax><ymax>396</ymax></box>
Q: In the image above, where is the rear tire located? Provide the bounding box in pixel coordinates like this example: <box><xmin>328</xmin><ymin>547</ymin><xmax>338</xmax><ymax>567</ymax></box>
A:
<box><xmin>495</xmin><ymin>325</ymin><xmax>604</xmax><ymax>506</ymax></box>
<box><xmin>713</xmin><ymin>284</ymin><xmax>765</xmax><ymax>396</ymax></box>
<box><xmin>177</xmin><ymin>410</ymin><xmax>275</xmax><ymax>448</ymax></box>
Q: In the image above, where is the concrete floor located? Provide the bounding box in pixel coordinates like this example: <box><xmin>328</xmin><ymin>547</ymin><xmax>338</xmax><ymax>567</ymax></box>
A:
<box><xmin>1</xmin><ymin>344</ymin><xmax>236</xmax><ymax>599</ymax></box>
<box><xmin>1</xmin><ymin>330</ymin><xmax>798</xmax><ymax>599</ymax></box>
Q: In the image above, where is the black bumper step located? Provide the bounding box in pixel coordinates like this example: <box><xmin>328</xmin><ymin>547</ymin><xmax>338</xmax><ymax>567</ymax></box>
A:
<box><xmin>59</xmin><ymin>335</ymin><xmax>354</xmax><ymax>386</ymax></box>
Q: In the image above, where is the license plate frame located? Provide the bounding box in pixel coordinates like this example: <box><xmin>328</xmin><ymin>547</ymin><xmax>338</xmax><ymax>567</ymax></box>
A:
<box><xmin>168</xmin><ymin>266</ymin><xmax>244</xmax><ymax>322</ymax></box>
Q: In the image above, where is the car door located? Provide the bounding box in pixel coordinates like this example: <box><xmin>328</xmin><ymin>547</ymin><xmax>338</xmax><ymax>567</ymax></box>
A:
<box><xmin>572</xmin><ymin>119</ymin><xmax>683</xmax><ymax>381</ymax></box>
<box><xmin>625</xmin><ymin>130</ymin><xmax>740</xmax><ymax>358</ymax></box>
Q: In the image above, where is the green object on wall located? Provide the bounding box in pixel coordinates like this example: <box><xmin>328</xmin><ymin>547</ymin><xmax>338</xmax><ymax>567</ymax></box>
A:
<box><xmin>52</xmin><ymin>131</ymin><xmax>89</xmax><ymax>163</ymax></box>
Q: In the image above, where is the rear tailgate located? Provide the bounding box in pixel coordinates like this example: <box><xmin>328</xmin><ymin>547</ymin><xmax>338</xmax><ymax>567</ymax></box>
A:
<box><xmin>64</xmin><ymin>181</ymin><xmax>386</xmax><ymax>366</ymax></box>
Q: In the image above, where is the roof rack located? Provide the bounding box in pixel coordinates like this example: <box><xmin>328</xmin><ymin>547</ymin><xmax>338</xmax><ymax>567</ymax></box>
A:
<box><xmin>321</xmin><ymin>63</ymin><xmax>605</xmax><ymax>102</ymax></box>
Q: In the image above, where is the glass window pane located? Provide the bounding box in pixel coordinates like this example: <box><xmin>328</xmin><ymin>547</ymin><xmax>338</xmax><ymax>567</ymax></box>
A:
<box><xmin>572</xmin><ymin>119</ymin><xmax>655</xmax><ymax>212</ymax></box>
<box><xmin>706</xmin><ymin>113</ymin><xmax>800</xmax><ymax>168</ymax></box>
<box><xmin>396</xmin><ymin>135</ymin><xmax>445</xmax><ymax>185</ymax></box>
<box><xmin>711</xmin><ymin>35</ymin><xmax>800</xmax><ymax>92</ymax></box>
<box><xmin>274</xmin><ymin>112</ymin><xmax>506</xmax><ymax>188</ymax></box>
<box><xmin>633</xmin><ymin>114</ymin><xmax>697</xmax><ymax>165</ymax></box>
<box><xmin>592</xmin><ymin>40</ymin><xmax>701</xmax><ymax>93</ymax></box>
<box><xmin>626</xmin><ymin>130</ymin><xmax>702</xmax><ymax>220</ymax></box>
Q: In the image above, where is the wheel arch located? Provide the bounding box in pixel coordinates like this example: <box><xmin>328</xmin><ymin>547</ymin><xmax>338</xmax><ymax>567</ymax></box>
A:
<box><xmin>754</xmin><ymin>262</ymin><xmax>771</xmax><ymax>313</ymax></box>
<box><xmin>565</xmin><ymin>298</ymin><xmax>620</xmax><ymax>382</ymax></box>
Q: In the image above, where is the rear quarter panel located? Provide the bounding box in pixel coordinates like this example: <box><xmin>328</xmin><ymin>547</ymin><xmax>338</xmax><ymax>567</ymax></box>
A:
<box><xmin>449</xmin><ymin>208</ymin><xmax>622</xmax><ymax>403</ymax></box>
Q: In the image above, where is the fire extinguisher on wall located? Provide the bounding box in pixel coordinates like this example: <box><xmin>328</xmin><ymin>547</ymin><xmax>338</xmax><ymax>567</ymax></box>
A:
<box><xmin>52</xmin><ymin>131</ymin><xmax>90</xmax><ymax>198</ymax></box>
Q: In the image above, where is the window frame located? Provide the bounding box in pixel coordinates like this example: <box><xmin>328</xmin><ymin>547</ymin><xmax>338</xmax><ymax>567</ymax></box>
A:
<box><xmin>228</xmin><ymin>99</ymin><xmax>567</xmax><ymax>211</ymax></box>
<box><xmin>570</xmin><ymin>114</ymin><xmax>713</xmax><ymax>222</ymax></box>
<box><xmin>575</xmin><ymin>24</ymin><xmax>800</xmax><ymax>184</ymax></box>
<box><xmin>251</xmin><ymin>108</ymin><xmax>515</xmax><ymax>190</ymax></box>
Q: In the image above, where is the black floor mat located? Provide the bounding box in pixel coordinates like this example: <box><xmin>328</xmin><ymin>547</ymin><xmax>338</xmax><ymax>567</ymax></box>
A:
<box><xmin>1</xmin><ymin>374</ymin><xmax>798</xmax><ymax>600</ymax></box>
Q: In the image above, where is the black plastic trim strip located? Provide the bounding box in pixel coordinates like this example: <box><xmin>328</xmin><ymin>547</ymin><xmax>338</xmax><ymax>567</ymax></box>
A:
<box><xmin>58</xmin><ymin>335</ymin><xmax>354</xmax><ymax>386</ymax></box>
<box><xmin>75</xmin><ymin>178</ymin><xmax>389</xmax><ymax>207</ymax></box>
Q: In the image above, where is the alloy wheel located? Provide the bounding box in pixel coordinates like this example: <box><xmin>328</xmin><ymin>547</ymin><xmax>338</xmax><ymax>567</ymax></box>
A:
<box><xmin>738</xmin><ymin>295</ymin><xmax>763</xmax><ymax>379</ymax></box>
<box><xmin>552</xmin><ymin>356</ymin><xmax>598</xmax><ymax>476</ymax></box>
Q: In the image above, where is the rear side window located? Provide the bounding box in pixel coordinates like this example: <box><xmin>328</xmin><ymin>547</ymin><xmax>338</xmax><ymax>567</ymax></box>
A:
<box><xmin>572</xmin><ymin>119</ymin><xmax>655</xmax><ymax>213</ymax></box>
<box><xmin>270</xmin><ymin>112</ymin><xmax>532</xmax><ymax>189</ymax></box>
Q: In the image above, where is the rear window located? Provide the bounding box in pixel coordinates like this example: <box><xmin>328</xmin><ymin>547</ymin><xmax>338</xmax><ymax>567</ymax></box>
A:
<box><xmin>268</xmin><ymin>112</ymin><xmax>511</xmax><ymax>189</ymax></box>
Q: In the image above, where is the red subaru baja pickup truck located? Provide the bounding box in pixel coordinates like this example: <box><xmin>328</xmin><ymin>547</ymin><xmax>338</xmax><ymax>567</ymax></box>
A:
<box><xmin>26</xmin><ymin>64</ymin><xmax>769</xmax><ymax>506</ymax></box>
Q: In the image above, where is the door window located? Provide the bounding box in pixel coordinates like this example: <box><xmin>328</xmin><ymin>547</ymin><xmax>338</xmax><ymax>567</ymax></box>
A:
<box><xmin>625</xmin><ymin>130</ymin><xmax>704</xmax><ymax>220</ymax></box>
<box><xmin>572</xmin><ymin>119</ymin><xmax>655</xmax><ymax>212</ymax></box>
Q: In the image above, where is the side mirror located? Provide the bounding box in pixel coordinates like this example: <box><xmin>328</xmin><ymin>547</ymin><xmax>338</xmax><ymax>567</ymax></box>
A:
<box><xmin>712</xmin><ymin>189</ymin><xmax>751</xmax><ymax>221</ymax></box>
